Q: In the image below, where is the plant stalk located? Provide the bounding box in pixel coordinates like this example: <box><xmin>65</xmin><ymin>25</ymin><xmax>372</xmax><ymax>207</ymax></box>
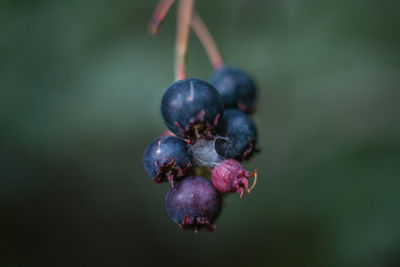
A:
<box><xmin>191</xmin><ymin>12</ymin><xmax>224</xmax><ymax>70</ymax></box>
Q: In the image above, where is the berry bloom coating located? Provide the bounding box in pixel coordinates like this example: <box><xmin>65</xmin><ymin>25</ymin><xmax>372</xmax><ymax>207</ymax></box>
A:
<box><xmin>161</xmin><ymin>78</ymin><xmax>224</xmax><ymax>141</ymax></box>
<box><xmin>165</xmin><ymin>176</ymin><xmax>222</xmax><ymax>232</ymax></box>
<box><xmin>143</xmin><ymin>136</ymin><xmax>193</xmax><ymax>185</ymax></box>
<box><xmin>209</xmin><ymin>67</ymin><xmax>257</xmax><ymax>113</ymax></box>
<box><xmin>212</xmin><ymin>159</ymin><xmax>257</xmax><ymax>198</ymax></box>
<box><xmin>215</xmin><ymin>109</ymin><xmax>258</xmax><ymax>160</ymax></box>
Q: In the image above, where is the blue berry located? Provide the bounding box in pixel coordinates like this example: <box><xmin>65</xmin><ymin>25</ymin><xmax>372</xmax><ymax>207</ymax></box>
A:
<box><xmin>143</xmin><ymin>136</ymin><xmax>193</xmax><ymax>185</ymax></box>
<box><xmin>165</xmin><ymin>176</ymin><xmax>222</xmax><ymax>232</ymax></box>
<box><xmin>209</xmin><ymin>67</ymin><xmax>257</xmax><ymax>113</ymax></box>
<box><xmin>161</xmin><ymin>78</ymin><xmax>224</xmax><ymax>141</ymax></box>
<box><xmin>215</xmin><ymin>109</ymin><xmax>258</xmax><ymax>160</ymax></box>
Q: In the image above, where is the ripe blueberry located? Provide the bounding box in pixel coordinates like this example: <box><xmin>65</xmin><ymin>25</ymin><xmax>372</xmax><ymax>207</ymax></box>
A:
<box><xmin>209</xmin><ymin>67</ymin><xmax>257</xmax><ymax>113</ymax></box>
<box><xmin>165</xmin><ymin>176</ymin><xmax>222</xmax><ymax>232</ymax></box>
<box><xmin>161</xmin><ymin>78</ymin><xmax>224</xmax><ymax>141</ymax></box>
<box><xmin>212</xmin><ymin>159</ymin><xmax>257</xmax><ymax>198</ymax></box>
<box><xmin>215</xmin><ymin>109</ymin><xmax>258</xmax><ymax>160</ymax></box>
<box><xmin>143</xmin><ymin>136</ymin><xmax>193</xmax><ymax>185</ymax></box>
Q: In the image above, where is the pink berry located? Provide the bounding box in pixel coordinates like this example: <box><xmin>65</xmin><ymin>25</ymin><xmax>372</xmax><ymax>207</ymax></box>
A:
<box><xmin>211</xmin><ymin>159</ymin><xmax>257</xmax><ymax>198</ymax></box>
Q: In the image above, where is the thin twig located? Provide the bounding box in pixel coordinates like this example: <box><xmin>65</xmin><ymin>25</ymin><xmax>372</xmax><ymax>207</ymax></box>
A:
<box><xmin>149</xmin><ymin>0</ymin><xmax>175</xmax><ymax>35</ymax></box>
<box><xmin>191</xmin><ymin>12</ymin><xmax>224</xmax><ymax>70</ymax></box>
<box><xmin>175</xmin><ymin>0</ymin><xmax>194</xmax><ymax>80</ymax></box>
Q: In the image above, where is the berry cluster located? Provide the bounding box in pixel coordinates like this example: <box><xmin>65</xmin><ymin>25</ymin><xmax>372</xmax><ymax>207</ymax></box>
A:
<box><xmin>143</xmin><ymin>0</ymin><xmax>260</xmax><ymax>232</ymax></box>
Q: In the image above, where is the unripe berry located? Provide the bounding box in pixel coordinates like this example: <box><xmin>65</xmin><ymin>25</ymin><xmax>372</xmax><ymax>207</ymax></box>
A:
<box><xmin>212</xmin><ymin>159</ymin><xmax>257</xmax><ymax>198</ymax></box>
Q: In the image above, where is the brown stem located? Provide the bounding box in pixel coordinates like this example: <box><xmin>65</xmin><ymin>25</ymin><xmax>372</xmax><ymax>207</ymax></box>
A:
<box><xmin>247</xmin><ymin>170</ymin><xmax>258</xmax><ymax>193</ymax></box>
<box><xmin>175</xmin><ymin>0</ymin><xmax>194</xmax><ymax>80</ymax></box>
<box><xmin>149</xmin><ymin>0</ymin><xmax>175</xmax><ymax>35</ymax></box>
<box><xmin>191</xmin><ymin>12</ymin><xmax>224</xmax><ymax>70</ymax></box>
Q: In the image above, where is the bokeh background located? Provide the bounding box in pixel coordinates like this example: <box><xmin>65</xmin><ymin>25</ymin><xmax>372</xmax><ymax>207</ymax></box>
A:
<box><xmin>1</xmin><ymin>0</ymin><xmax>400</xmax><ymax>266</ymax></box>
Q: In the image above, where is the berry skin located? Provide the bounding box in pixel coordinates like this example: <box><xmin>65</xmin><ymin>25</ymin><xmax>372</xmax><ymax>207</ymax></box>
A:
<box><xmin>143</xmin><ymin>136</ymin><xmax>193</xmax><ymax>185</ymax></box>
<box><xmin>209</xmin><ymin>67</ymin><xmax>257</xmax><ymax>113</ymax></box>
<box><xmin>165</xmin><ymin>176</ymin><xmax>222</xmax><ymax>232</ymax></box>
<box><xmin>161</xmin><ymin>78</ymin><xmax>224</xmax><ymax>141</ymax></box>
<box><xmin>212</xmin><ymin>159</ymin><xmax>257</xmax><ymax>198</ymax></box>
<box><xmin>215</xmin><ymin>109</ymin><xmax>258</xmax><ymax>160</ymax></box>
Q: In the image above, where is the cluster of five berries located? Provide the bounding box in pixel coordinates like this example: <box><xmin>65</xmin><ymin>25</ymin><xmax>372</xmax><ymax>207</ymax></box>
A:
<box><xmin>143</xmin><ymin>0</ymin><xmax>259</xmax><ymax>232</ymax></box>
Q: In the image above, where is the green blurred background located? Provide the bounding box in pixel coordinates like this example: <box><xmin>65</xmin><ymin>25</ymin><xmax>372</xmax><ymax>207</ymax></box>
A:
<box><xmin>1</xmin><ymin>0</ymin><xmax>400</xmax><ymax>266</ymax></box>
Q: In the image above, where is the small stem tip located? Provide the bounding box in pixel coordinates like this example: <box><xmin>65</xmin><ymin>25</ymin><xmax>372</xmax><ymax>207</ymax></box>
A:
<box><xmin>191</xmin><ymin>12</ymin><xmax>224</xmax><ymax>70</ymax></box>
<box><xmin>149</xmin><ymin>0</ymin><xmax>175</xmax><ymax>35</ymax></box>
<box><xmin>175</xmin><ymin>0</ymin><xmax>194</xmax><ymax>80</ymax></box>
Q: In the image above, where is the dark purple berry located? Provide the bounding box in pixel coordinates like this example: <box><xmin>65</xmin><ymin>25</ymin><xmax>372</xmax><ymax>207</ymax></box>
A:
<box><xmin>143</xmin><ymin>136</ymin><xmax>192</xmax><ymax>185</ymax></box>
<box><xmin>212</xmin><ymin>159</ymin><xmax>257</xmax><ymax>198</ymax></box>
<box><xmin>165</xmin><ymin>176</ymin><xmax>222</xmax><ymax>232</ymax></box>
<box><xmin>161</xmin><ymin>78</ymin><xmax>224</xmax><ymax>141</ymax></box>
<box><xmin>215</xmin><ymin>109</ymin><xmax>258</xmax><ymax>160</ymax></box>
<box><xmin>210</xmin><ymin>67</ymin><xmax>257</xmax><ymax>113</ymax></box>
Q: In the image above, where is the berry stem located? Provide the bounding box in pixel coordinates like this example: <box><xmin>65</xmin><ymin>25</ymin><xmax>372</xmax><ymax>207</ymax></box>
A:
<box><xmin>149</xmin><ymin>0</ymin><xmax>175</xmax><ymax>35</ymax></box>
<box><xmin>247</xmin><ymin>170</ymin><xmax>258</xmax><ymax>193</ymax></box>
<box><xmin>175</xmin><ymin>0</ymin><xmax>194</xmax><ymax>80</ymax></box>
<box><xmin>191</xmin><ymin>12</ymin><xmax>224</xmax><ymax>70</ymax></box>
